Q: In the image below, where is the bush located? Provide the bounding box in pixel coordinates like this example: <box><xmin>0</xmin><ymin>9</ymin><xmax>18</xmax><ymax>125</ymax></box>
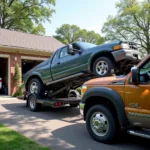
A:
<box><xmin>13</xmin><ymin>84</ymin><xmax>25</xmax><ymax>97</ymax></box>
<box><xmin>14</xmin><ymin>63</ymin><xmax>21</xmax><ymax>87</ymax></box>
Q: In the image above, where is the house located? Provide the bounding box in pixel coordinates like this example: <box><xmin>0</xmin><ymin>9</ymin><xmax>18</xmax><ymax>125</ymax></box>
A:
<box><xmin>0</xmin><ymin>28</ymin><xmax>64</xmax><ymax>95</ymax></box>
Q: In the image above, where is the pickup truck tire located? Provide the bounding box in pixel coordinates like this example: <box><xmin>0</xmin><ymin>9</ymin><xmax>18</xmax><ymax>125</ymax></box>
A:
<box><xmin>93</xmin><ymin>57</ymin><xmax>114</xmax><ymax>77</ymax></box>
<box><xmin>86</xmin><ymin>105</ymin><xmax>117</xmax><ymax>143</ymax></box>
<box><xmin>28</xmin><ymin>78</ymin><xmax>44</xmax><ymax>97</ymax></box>
<box><xmin>28</xmin><ymin>94</ymin><xmax>41</xmax><ymax>112</ymax></box>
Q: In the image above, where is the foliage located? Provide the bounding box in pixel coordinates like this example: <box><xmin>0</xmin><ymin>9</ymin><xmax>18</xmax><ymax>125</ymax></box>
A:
<box><xmin>54</xmin><ymin>24</ymin><xmax>104</xmax><ymax>45</ymax></box>
<box><xmin>13</xmin><ymin>84</ymin><xmax>25</xmax><ymax>97</ymax></box>
<box><xmin>0</xmin><ymin>0</ymin><xmax>55</xmax><ymax>35</ymax></box>
<box><xmin>0</xmin><ymin>124</ymin><xmax>51</xmax><ymax>150</ymax></box>
<box><xmin>13</xmin><ymin>63</ymin><xmax>21</xmax><ymax>87</ymax></box>
<box><xmin>76</xmin><ymin>87</ymin><xmax>81</xmax><ymax>95</ymax></box>
<box><xmin>102</xmin><ymin>0</ymin><xmax>150</xmax><ymax>54</ymax></box>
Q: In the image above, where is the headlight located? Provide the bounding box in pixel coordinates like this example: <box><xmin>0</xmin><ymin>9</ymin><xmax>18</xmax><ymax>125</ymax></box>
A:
<box><xmin>113</xmin><ymin>43</ymin><xmax>129</xmax><ymax>50</ymax></box>
<box><xmin>121</xmin><ymin>43</ymin><xmax>129</xmax><ymax>49</ymax></box>
<box><xmin>81</xmin><ymin>85</ymin><xmax>87</xmax><ymax>96</ymax></box>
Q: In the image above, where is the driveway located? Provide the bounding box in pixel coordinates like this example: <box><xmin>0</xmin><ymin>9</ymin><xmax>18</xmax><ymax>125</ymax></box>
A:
<box><xmin>0</xmin><ymin>99</ymin><xmax>150</xmax><ymax>150</ymax></box>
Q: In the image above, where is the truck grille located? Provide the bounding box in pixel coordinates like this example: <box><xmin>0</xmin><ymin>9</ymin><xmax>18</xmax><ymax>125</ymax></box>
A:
<box><xmin>128</xmin><ymin>42</ymin><xmax>138</xmax><ymax>50</ymax></box>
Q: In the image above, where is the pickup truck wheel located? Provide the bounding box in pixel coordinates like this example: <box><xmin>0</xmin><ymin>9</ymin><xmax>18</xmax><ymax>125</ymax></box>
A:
<box><xmin>93</xmin><ymin>57</ymin><xmax>114</xmax><ymax>77</ymax></box>
<box><xmin>86</xmin><ymin>105</ymin><xmax>117</xmax><ymax>143</ymax></box>
<box><xmin>28</xmin><ymin>78</ymin><xmax>44</xmax><ymax>97</ymax></box>
<box><xmin>28</xmin><ymin>95</ymin><xmax>41</xmax><ymax>112</ymax></box>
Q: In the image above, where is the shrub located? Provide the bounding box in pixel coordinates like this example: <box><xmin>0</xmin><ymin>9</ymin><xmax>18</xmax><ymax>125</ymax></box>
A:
<box><xmin>13</xmin><ymin>84</ymin><xmax>25</xmax><ymax>97</ymax></box>
<box><xmin>13</xmin><ymin>63</ymin><xmax>21</xmax><ymax>87</ymax></box>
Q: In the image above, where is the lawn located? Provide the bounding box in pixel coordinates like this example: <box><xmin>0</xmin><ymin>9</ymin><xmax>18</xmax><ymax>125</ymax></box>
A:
<box><xmin>0</xmin><ymin>124</ymin><xmax>51</xmax><ymax>150</ymax></box>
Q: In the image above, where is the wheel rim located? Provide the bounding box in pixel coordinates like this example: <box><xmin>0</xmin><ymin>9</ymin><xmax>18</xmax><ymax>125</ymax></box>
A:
<box><xmin>96</xmin><ymin>61</ymin><xmax>108</xmax><ymax>76</ymax></box>
<box><xmin>30</xmin><ymin>82</ymin><xmax>38</xmax><ymax>94</ymax></box>
<box><xmin>90</xmin><ymin>112</ymin><xmax>109</xmax><ymax>137</ymax></box>
<box><xmin>29</xmin><ymin>97</ymin><xmax>36</xmax><ymax>109</ymax></box>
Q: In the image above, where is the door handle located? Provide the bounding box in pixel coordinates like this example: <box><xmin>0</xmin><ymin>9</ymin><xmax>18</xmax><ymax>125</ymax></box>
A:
<box><xmin>57</xmin><ymin>62</ymin><xmax>60</xmax><ymax>65</ymax></box>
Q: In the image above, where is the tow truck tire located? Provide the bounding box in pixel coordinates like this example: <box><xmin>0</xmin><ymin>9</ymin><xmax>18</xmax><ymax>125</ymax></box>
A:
<box><xmin>28</xmin><ymin>95</ymin><xmax>41</xmax><ymax>112</ymax></box>
<box><xmin>86</xmin><ymin>105</ymin><xmax>117</xmax><ymax>143</ymax></box>
<box><xmin>93</xmin><ymin>57</ymin><xmax>114</xmax><ymax>77</ymax></box>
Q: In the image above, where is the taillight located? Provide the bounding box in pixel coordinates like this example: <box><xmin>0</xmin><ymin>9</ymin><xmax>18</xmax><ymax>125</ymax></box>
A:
<box><xmin>0</xmin><ymin>79</ymin><xmax>2</xmax><ymax>82</ymax></box>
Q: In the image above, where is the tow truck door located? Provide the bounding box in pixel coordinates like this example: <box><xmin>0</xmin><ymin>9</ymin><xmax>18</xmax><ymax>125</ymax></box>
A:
<box><xmin>125</xmin><ymin>57</ymin><xmax>150</xmax><ymax>128</ymax></box>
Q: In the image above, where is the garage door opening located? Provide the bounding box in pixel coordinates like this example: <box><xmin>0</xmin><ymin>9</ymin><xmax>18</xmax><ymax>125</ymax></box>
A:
<box><xmin>22</xmin><ymin>59</ymin><xmax>43</xmax><ymax>76</ymax></box>
<box><xmin>0</xmin><ymin>57</ymin><xmax>8</xmax><ymax>95</ymax></box>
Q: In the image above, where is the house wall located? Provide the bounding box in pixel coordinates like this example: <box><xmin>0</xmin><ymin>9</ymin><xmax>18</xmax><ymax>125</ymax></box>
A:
<box><xmin>0</xmin><ymin>50</ymin><xmax>50</xmax><ymax>95</ymax></box>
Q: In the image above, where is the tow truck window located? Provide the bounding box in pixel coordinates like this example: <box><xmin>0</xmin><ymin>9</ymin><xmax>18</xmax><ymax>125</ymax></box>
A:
<box><xmin>139</xmin><ymin>60</ymin><xmax>150</xmax><ymax>83</ymax></box>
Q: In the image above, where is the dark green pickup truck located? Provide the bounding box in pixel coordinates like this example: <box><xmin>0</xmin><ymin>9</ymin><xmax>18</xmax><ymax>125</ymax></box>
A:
<box><xmin>23</xmin><ymin>41</ymin><xmax>141</xmax><ymax>97</ymax></box>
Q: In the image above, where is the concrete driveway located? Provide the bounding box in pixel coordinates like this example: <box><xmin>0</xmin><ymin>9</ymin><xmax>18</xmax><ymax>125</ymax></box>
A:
<box><xmin>0</xmin><ymin>99</ymin><xmax>150</xmax><ymax>150</ymax></box>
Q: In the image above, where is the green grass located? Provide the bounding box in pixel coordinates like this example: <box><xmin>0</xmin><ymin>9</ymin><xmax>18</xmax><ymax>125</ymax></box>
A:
<box><xmin>0</xmin><ymin>124</ymin><xmax>51</xmax><ymax>150</ymax></box>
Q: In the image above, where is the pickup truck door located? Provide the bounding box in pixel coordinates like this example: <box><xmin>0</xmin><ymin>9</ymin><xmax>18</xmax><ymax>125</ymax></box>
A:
<box><xmin>125</xmin><ymin>58</ymin><xmax>150</xmax><ymax>128</ymax></box>
<box><xmin>50</xmin><ymin>44</ymin><xmax>87</xmax><ymax>80</ymax></box>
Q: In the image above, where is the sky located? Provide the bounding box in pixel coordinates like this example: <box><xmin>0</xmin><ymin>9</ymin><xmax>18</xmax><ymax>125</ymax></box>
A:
<box><xmin>44</xmin><ymin>0</ymin><xmax>118</xmax><ymax>36</ymax></box>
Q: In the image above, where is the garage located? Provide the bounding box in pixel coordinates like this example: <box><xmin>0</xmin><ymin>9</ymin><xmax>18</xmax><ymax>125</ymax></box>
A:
<box><xmin>22</xmin><ymin>59</ymin><xmax>43</xmax><ymax>76</ymax></box>
<box><xmin>0</xmin><ymin>57</ymin><xmax>9</xmax><ymax>95</ymax></box>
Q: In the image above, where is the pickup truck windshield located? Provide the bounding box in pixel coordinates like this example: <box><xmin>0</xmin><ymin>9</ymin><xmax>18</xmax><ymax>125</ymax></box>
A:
<box><xmin>78</xmin><ymin>42</ymin><xmax>96</xmax><ymax>50</ymax></box>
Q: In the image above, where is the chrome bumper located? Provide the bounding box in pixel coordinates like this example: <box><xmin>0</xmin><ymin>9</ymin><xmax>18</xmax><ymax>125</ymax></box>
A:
<box><xmin>112</xmin><ymin>49</ymin><xmax>142</xmax><ymax>62</ymax></box>
<box><xmin>79</xmin><ymin>102</ymin><xmax>85</xmax><ymax>116</ymax></box>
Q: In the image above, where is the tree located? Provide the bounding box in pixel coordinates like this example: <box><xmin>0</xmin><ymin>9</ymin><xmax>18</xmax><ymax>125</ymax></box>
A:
<box><xmin>102</xmin><ymin>0</ymin><xmax>150</xmax><ymax>54</ymax></box>
<box><xmin>80</xmin><ymin>29</ymin><xmax>104</xmax><ymax>45</ymax></box>
<box><xmin>0</xmin><ymin>0</ymin><xmax>55</xmax><ymax>35</ymax></box>
<box><xmin>54</xmin><ymin>24</ymin><xmax>104</xmax><ymax>45</ymax></box>
<box><xmin>54</xmin><ymin>24</ymin><xmax>81</xmax><ymax>44</ymax></box>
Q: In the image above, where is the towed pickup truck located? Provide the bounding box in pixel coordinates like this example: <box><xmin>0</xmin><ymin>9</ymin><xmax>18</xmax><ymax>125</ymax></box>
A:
<box><xmin>80</xmin><ymin>53</ymin><xmax>150</xmax><ymax>143</ymax></box>
<box><xmin>23</xmin><ymin>41</ymin><xmax>141</xmax><ymax>98</ymax></box>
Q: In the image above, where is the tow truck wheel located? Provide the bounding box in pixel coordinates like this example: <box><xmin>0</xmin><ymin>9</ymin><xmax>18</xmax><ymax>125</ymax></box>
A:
<box><xmin>93</xmin><ymin>57</ymin><xmax>114</xmax><ymax>77</ymax></box>
<box><xmin>28</xmin><ymin>95</ymin><xmax>41</xmax><ymax>112</ymax></box>
<box><xmin>86</xmin><ymin>105</ymin><xmax>117</xmax><ymax>143</ymax></box>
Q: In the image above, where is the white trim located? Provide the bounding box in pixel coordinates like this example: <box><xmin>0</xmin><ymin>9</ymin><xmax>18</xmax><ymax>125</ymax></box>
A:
<box><xmin>21</xmin><ymin>56</ymin><xmax>47</xmax><ymax>61</ymax></box>
<box><xmin>0</xmin><ymin>54</ymin><xmax>11</xmax><ymax>95</ymax></box>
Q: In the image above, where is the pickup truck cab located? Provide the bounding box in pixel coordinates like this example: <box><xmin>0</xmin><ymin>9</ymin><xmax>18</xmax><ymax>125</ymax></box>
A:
<box><xmin>23</xmin><ymin>40</ymin><xmax>141</xmax><ymax>98</ymax></box>
<box><xmin>80</xmin><ymin>54</ymin><xmax>150</xmax><ymax>143</ymax></box>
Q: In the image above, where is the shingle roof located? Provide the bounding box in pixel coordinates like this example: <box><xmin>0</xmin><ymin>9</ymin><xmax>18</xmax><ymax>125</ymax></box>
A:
<box><xmin>0</xmin><ymin>28</ymin><xmax>64</xmax><ymax>53</ymax></box>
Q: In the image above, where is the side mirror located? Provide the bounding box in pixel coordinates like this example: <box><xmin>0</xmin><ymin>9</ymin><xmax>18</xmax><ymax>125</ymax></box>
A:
<box><xmin>67</xmin><ymin>44</ymin><xmax>75</xmax><ymax>55</ymax></box>
<box><xmin>131</xmin><ymin>67</ymin><xmax>139</xmax><ymax>83</ymax></box>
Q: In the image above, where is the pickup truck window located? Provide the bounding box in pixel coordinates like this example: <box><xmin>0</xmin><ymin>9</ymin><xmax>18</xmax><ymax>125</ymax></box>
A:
<box><xmin>60</xmin><ymin>46</ymin><xmax>69</xmax><ymax>58</ymax></box>
<box><xmin>52</xmin><ymin>49</ymin><xmax>60</xmax><ymax>64</ymax></box>
<box><xmin>139</xmin><ymin>59</ymin><xmax>150</xmax><ymax>83</ymax></box>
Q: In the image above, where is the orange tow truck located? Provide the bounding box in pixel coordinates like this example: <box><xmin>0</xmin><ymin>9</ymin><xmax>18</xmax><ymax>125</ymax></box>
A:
<box><xmin>80</xmin><ymin>54</ymin><xmax>150</xmax><ymax>143</ymax></box>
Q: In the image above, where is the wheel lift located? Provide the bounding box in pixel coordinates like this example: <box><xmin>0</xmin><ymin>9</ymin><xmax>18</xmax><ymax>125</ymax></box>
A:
<box><xmin>22</xmin><ymin>87</ymin><xmax>81</xmax><ymax>112</ymax></box>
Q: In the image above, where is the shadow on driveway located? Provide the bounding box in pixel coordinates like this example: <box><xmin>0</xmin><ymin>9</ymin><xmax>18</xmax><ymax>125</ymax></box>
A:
<box><xmin>0</xmin><ymin>101</ymin><xmax>150</xmax><ymax>150</ymax></box>
<box><xmin>1</xmin><ymin>102</ymin><xmax>82</xmax><ymax>123</ymax></box>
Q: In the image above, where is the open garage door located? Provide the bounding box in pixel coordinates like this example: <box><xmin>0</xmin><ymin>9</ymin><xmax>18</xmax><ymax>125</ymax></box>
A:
<box><xmin>22</xmin><ymin>59</ymin><xmax>43</xmax><ymax>76</ymax></box>
<box><xmin>0</xmin><ymin>57</ymin><xmax>8</xmax><ymax>95</ymax></box>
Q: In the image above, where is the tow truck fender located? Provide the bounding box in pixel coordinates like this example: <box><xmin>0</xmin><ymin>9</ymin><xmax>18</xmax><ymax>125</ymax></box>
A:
<box><xmin>82</xmin><ymin>87</ymin><xmax>129</xmax><ymax>128</ymax></box>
